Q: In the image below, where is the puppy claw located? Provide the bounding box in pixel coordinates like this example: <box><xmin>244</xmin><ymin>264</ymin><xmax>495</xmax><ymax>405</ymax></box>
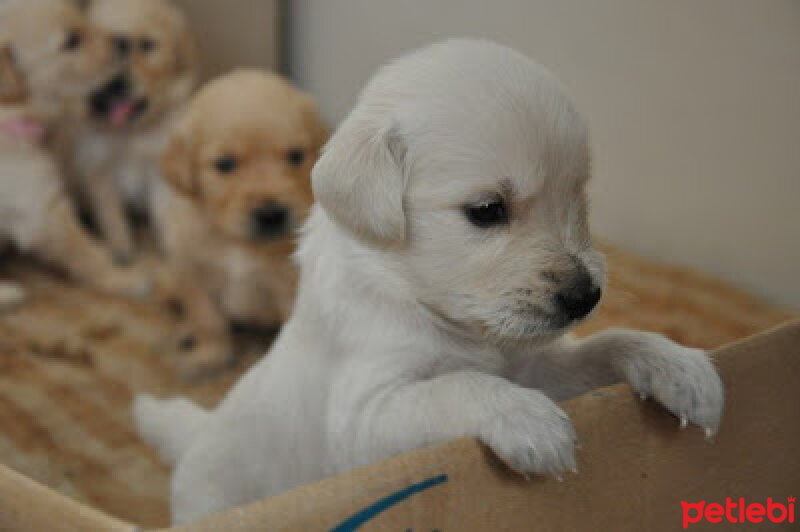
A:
<box><xmin>704</xmin><ymin>426</ymin><xmax>715</xmax><ymax>440</ymax></box>
<box><xmin>618</xmin><ymin>341</ymin><xmax>724</xmax><ymax>435</ymax></box>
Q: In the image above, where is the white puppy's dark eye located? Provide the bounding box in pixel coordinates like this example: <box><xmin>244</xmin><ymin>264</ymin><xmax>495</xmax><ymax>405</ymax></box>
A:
<box><xmin>63</xmin><ymin>30</ymin><xmax>82</xmax><ymax>51</ymax></box>
<box><xmin>214</xmin><ymin>155</ymin><xmax>237</xmax><ymax>174</ymax></box>
<box><xmin>464</xmin><ymin>199</ymin><xmax>509</xmax><ymax>228</ymax></box>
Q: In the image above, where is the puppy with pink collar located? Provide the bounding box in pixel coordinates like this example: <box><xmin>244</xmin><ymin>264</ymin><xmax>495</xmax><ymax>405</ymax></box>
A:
<box><xmin>0</xmin><ymin>0</ymin><xmax>150</xmax><ymax>301</ymax></box>
<box><xmin>0</xmin><ymin>105</ymin><xmax>45</xmax><ymax>310</ymax></box>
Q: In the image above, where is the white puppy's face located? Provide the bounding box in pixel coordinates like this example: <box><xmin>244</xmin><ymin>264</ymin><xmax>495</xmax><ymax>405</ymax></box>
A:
<box><xmin>314</xmin><ymin>40</ymin><xmax>606</xmax><ymax>341</ymax></box>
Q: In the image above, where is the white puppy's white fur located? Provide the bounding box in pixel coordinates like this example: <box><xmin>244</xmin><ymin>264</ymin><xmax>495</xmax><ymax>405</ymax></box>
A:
<box><xmin>134</xmin><ymin>39</ymin><xmax>724</xmax><ymax>524</ymax></box>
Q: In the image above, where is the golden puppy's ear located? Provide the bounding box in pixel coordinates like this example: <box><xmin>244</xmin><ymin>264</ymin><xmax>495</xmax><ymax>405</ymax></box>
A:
<box><xmin>302</xmin><ymin>98</ymin><xmax>330</xmax><ymax>157</ymax></box>
<box><xmin>312</xmin><ymin>107</ymin><xmax>407</xmax><ymax>246</ymax></box>
<box><xmin>0</xmin><ymin>43</ymin><xmax>26</xmax><ymax>103</ymax></box>
<box><xmin>161</xmin><ymin>132</ymin><xmax>196</xmax><ymax>197</ymax></box>
<box><xmin>175</xmin><ymin>26</ymin><xmax>198</xmax><ymax>76</ymax></box>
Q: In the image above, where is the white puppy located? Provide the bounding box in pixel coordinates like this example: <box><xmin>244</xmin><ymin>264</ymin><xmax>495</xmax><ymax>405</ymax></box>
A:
<box><xmin>134</xmin><ymin>39</ymin><xmax>724</xmax><ymax>524</ymax></box>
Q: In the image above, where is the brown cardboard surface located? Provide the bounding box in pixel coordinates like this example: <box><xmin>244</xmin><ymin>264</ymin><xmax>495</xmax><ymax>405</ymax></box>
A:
<box><xmin>0</xmin><ymin>321</ymin><xmax>798</xmax><ymax>531</ymax></box>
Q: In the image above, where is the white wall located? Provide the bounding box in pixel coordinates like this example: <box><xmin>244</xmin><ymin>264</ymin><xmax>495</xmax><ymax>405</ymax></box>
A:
<box><xmin>288</xmin><ymin>0</ymin><xmax>800</xmax><ymax>310</ymax></box>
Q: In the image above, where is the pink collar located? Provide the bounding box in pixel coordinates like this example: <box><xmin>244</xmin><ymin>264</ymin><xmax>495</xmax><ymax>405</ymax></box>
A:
<box><xmin>0</xmin><ymin>116</ymin><xmax>48</xmax><ymax>145</ymax></box>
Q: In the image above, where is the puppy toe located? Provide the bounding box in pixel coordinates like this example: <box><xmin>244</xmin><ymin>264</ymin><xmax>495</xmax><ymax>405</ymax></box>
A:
<box><xmin>481</xmin><ymin>390</ymin><xmax>577</xmax><ymax>478</ymax></box>
<box><xmin>622</xmin><ymin>345</ymin><xmax>724</xmax><ymax>433</ymax></box>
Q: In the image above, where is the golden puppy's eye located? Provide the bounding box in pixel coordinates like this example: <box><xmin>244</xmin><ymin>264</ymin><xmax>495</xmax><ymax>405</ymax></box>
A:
<box><xmin>63</xmin><ymin>30</ymin><xmax>82</xmax><ymax>51</ymax></box>
<box><xmin>464</xmin><ymin>198</ymin><xmax>509</xmax><ymax>228</ymax></box>
<box><xmin>113</xmin><ymin>36</ymin><xmax>131</xmax><ymax>58</ymax></box>
<box><xmin>214</xmin><ymin>155</ymin><xmax>237</xmax><ymax>174</ymax></box>
<box><xmin>140</xmin><ymin>37</ymin><xmax>157</xmax><ymax>54</ymax></box>
<box><xmin>286</xmin><ymin>148</ymin><xmax>306</xmax><ymax>167</ymax></box>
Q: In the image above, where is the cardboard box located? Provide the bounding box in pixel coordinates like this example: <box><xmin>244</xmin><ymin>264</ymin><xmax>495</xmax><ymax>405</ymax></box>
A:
<box><xmin>1</xmin><ymin>321</ymin><xmax>798</xmax><ymax>531</ymax></box>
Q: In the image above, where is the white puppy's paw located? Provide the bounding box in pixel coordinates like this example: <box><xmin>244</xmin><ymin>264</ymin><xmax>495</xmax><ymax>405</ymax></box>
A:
<box><xmin>617</xmin><ymin>342</ymin><xmax>724</xmax><ymax>436</ymax></box>
<box><xmin>479</xmin><ymin>389</ymin><xmax>577</xmax><ymax>478</ymax></box>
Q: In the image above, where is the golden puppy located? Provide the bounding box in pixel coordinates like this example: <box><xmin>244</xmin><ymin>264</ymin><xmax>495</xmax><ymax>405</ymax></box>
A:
<box><xmin>64</xmin><ymin>0</ymin><xmax>197</xmax><ymax>262</ymax></box>
<box><xmin>157</xmin><ymin>69</ymin><xmax>327</xmax><ymax>377</ymax></box>
<box><xmin>0</xmin><ymin>0</ymin><xmax>110</xmax><ymax>118</ymax></box>
<box><xmin>0</xmin><ymin>0</ymin><xmax>149</xmax><ymax>301</ymax></box>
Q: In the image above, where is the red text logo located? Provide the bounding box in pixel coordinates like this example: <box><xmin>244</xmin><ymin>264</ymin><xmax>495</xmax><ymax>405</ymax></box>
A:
<box><xmin>681</xmin><ymin>497</ymin><xmax>795</xmax><ymax>528</ymax></box>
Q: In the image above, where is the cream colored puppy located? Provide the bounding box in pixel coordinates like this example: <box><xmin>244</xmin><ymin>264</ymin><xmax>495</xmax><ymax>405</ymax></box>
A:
<box><xmin>0</xmin><ymin>0</ymin><xmax>149</xmax><ymax>301</ymax></box>
<box><xmin>155</xmin><ymin>69</ymin><xmax>324</xmax><ymax>378</ymax></box>
<box><xmin>64</xmin><ymin>0</ymin><xmax>196</xmax><ymax>263</ymax></box>
<box><xmin>135</xmin><ymin>40</ymin><xmax>724</xmax><ymax>524</ymax></box>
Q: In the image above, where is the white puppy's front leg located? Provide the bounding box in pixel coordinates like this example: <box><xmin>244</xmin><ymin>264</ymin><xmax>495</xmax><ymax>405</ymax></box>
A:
<box><xmin>512</xmin><ymin>330</ymin><xmax>724</xmax><ymax>435</ymax></box>
<box><xmin>343</xmin><ymin>371</ymin><xmax>577</xmax><ymax>477</ymax></box>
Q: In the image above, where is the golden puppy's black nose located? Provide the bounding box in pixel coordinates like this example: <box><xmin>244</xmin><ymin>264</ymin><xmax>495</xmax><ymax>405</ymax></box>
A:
<box><xmin>90</xmin><ymin>73</ymin><xmax>131</xmax><ymax>116</ymax></box>
<box><xmin>251</xmin><ymin>201</ymin><xmax>290</xmax><ymax>239</ymax></box>
<box><xmin>555</xmin><ymin>275</ymin><xmax>602</xmax><ymax>321</ymax></box>
<box><xmin>106</xmin><ymin>73</ymin><xmax>131</xmax><ymax>97</ymax></box>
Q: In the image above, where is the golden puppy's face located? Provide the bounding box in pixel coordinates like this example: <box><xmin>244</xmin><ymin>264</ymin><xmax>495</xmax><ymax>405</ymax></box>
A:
<box><xmin>0</xmin><ymin>0</ymin><xmax>115</xmax><ymax>109</ymax></box>
<box><xmin>163</xmin><ymin>70</ymin><xmax>327</xmax><ymax>242</ymax></box>
<box><xmin>87</xmin><ymin>0</ymin><xmax>196</xmax><ymax>129</ymax></box>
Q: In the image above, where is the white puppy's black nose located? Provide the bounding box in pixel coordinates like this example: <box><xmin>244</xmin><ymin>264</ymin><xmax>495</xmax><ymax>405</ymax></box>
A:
<box><xmin>555</xmin><ymin>275</ymin><xmax>602</xmax><ymax>321</ymax></box>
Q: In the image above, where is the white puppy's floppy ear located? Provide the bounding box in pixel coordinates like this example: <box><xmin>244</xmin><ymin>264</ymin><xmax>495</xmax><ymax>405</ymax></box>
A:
<box><xmin>312</xmin><ymin>109</ymin><xmax>407</xmax><ymax>245</ymax></box>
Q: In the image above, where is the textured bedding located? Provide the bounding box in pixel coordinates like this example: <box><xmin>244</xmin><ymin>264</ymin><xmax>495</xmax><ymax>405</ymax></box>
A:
<box><xmin>0</xmin><ymin>243</ymin><xmax>793</xmax><ymax>527</ymax></box>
